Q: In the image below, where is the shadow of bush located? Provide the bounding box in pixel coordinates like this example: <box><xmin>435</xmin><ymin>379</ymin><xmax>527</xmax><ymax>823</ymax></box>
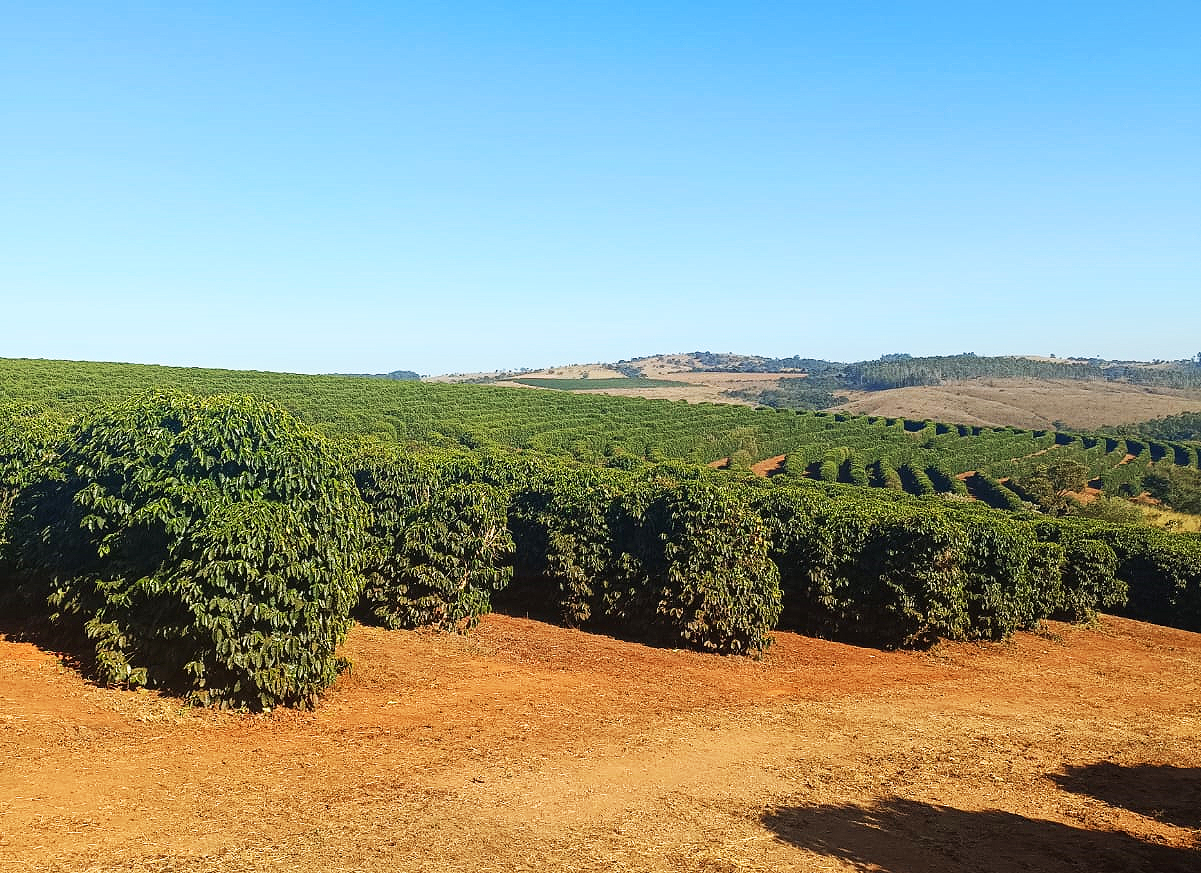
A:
<box><xmin>1051</xmin><ymin>762</ymin><xmax>1201</xmax><ymax>829</ymax></box>
<box><xmin>762</xmin><ymin>798</ymin><xmax>1198</xmax><ymax>873</ymax></box>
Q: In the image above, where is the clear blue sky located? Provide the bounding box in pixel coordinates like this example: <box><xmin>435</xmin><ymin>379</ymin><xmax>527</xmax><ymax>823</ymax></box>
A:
<box><xmin>3</xmin><ymin>1</ymin><xmax>1198</xmax><ymax>375</ymax></box>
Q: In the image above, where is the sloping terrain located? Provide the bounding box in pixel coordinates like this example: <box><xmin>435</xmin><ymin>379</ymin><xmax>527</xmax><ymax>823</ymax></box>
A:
<box><xmin>2</xmin><ymin>614</ymin><xmax>1198</xmax><ymax>872</ymax></box>
<box><xmin>441</xmin><ymin>353</ymin><xmax>1201</xmax><ymax>429</ymax></box>
<box><xmin>833</xmin><ymin>378</ymin><xmax>1201</xmax><ymax>430</ymax></box>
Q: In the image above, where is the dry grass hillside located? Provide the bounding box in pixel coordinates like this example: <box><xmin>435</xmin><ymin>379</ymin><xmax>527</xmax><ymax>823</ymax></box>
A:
<box><xmin>437</xmin><ymin>352</ymin><xmax>1201</xmax><ymax>429</ymax></box>
<box><xmin>832</xmin><ymin>378</ymin><xmax>1201</xmax><ymax>430</ymax></box>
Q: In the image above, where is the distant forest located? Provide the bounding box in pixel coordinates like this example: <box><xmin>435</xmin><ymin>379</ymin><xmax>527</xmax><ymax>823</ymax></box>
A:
<box><xmin>842</xmin><ymin>354</ymin><xmax>1201</xmax><ymax>391</ymax></box>
<box><xmin>1105</xmin><ymin>411</ymin><xmax>1201</xmax><ymax>443</ymax></box>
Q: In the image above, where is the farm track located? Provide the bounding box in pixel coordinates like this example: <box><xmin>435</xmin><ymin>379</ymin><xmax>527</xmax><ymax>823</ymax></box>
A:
<box><xmin>2</xmin><ymin>614</ymin><xmax>1199</xmax><ymax>871</ymax></box>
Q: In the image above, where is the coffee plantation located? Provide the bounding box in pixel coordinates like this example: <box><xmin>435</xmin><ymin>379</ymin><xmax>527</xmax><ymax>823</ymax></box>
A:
<box><xmin>2</xmin><ymin>358</ymin><xmax>1199</xmax><ymax>710</ymax></box>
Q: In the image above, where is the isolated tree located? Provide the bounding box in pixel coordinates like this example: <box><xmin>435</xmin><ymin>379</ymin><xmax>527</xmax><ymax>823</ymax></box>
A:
<box><xmin>1017</xmin><ymin>461</ymin><xmax>1090</xmax><ymax>515</ymax></box>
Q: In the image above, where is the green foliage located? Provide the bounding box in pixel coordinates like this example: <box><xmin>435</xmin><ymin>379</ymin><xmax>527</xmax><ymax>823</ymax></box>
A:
<box><xmin>842</xmin><ymin>452</ymin><xmax>870</xmax><ymax>487</ymax></box>
<box><xmin>728</xmin><ymin>376</ymin><xmax>847</xmax><ymax>410</ymax></box>
<box><xmin>1026</xmin><ymin>541</ymin><xmax>1066</xmax><ymax>622</ymax></box>
<box><xmin>899</xmin><ymin>462</ymin><xmax>936</xmax><ymax>496</ymax></box>
<box><xmin>870</xmin><ymin>459</ymin><xmax>903</xmax><ymax>491</ymax></box>
<box><xmin>1057</xmin><ymin>540</ymin><xmax>1123</xmax><ymax>623</ymax></box>
<box><xmin>508</xmin><ymin>464</ymin><xmax>623</xmax><ymax>626</ymax></box>
<box><xmin>2</xmin><ymin>359</ymin><xmax>1196</xmax><ymax>508</ymax></box>
<box><xmin>926</xmin><ymin>461</ymin><xmax>969</xmax><ymax>496</ymax></box>
<box><xmin>964</xmin><ymin>472</ymin><xmax>1025</xmax><ymax>511</ymax></box>
<box><xmin>1011</xmin><ymin>460</ymin><xmax>1090</xmax><ymax>514</ymax></box>
<box><xmin>1087</xmin><ymin>525</ymin><xmax>1201</xmax><ymax>631</ymax></box>
<box><xmin>752</xmin><ymin>489</ymin><xmax>1001</xmax><ymax>647</ymax></box>
<box><xmin>1070</xmin><ymin>496</ymin><xmax>1144</xmax><ymax>525</ymax></box>
<box><xmin>510</xmin><ymin>468</ymin><xmax>780</xmax><ymax>654</ymax></box>
<box><xmin>846</xmin><ymin>509</ymin><xmax>970</xmax><ymax>647</ymax></box>
<box><xmin>818</xmin><ymin>447</ymin><xmax>850</xmax><ymax>483</ymax></box>
<box><xmin>632</xmin><ymin>481</ymin><xmax>782</xmax><ymax>653</ymax></box>
<box><xmin>351</xmin><ymin>446</ymin><xmax>514</xmax><ymax>631</ymax></box>
<box><xmin>846</xmin><ymin>354</ymin><xmax>1201</xmax><ymax>391</ymax></box>
<box><xmin>958</xmin><ymin>512</ymin><xmax>1037</xmax><ymax>638</ymax></box>
<box><xmin>7</xmin><ymin>391</ymin><xmax>366</xmax><ymax>709</ymax></box>
<box><xmin>1107</xmin><ymin>411</ymin><xmax>1201</xmax><ymax>442</ymax></box>
<box><xmin>3</xmin><ymin>356</ymin><xmax>1200</xmax><ymax>668</ymax></box>
<box><xmin>1144</xmin><ymin>463</ymin><xmax>1201</xmax><ymax>514</ymax></box>
<box><xmin>0</xmin><ymin>406</ymin><xmax>73</xmax><ymax>572</ymax></box>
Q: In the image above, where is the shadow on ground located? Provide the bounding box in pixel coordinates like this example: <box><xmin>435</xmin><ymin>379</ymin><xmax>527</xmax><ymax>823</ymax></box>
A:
<box><xmin>0</xmin><ymin>577</ymin><xmax>96</xmax><ymax>676</ymax></box>
<box><xmin>762</xmin><ymin>798</ymin><xmax>1199</xmax><ymax>873</ymax></box>
<box><xmin>1051</xmin><ymin>762</ymin><xmax>1201</xmax><ymax>829</ymax></box>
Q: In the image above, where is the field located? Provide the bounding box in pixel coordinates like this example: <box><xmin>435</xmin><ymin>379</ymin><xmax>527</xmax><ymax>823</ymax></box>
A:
<box><xmin>832</xmin><ymin>378</ymin><xmax>1201</xmax><ymax>430</ymax></box>
<box><xmin>2</xmin><ymin>613</ymin><xmax>1198</xmax><ymax>872</ymax></box>
<box><xmin>492</xmin><ymin>370</ymin><xmax>800</xmax><ymax>405</ymax></box>
<box><xmin>509</xmin><ymin>377</ymin><xmax>694</xmax><ymax>390</ymax></box>
<box><xmin>490</xmin><ymin>367</ymin><xmax>1201</xmax><ymax>430</ymax></box>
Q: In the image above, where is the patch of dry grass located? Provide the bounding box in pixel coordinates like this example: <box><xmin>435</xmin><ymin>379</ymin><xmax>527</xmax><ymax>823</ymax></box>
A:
<box><xmin>832</xmin><ymin>378</ymin><xmax>1201</xmax><ymax>429</ymax></box>
<box><xmin>1139</xmin><ymin>506</ymin><xmax>1201</xmax><ymax>533</ymax></box>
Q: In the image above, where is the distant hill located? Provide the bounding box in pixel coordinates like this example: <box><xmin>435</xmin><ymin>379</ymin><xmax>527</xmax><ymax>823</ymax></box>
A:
<box><xmin>441</xmin><ymin>351</ymin><xmax>1201</xmax><ymax>430</ymax></box>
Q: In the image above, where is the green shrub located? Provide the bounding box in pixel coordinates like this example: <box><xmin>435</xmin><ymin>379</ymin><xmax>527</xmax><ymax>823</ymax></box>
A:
<box><xmin>747</xmin><ymin>486</ymin><xmax>837</xmax><ymax>632</ymax></box>
<box><xmin>628</xmin><ymin>481</ymin><xmax>781</xmax><ymax>654</ymax></box>
<box><xmin>958</xmin><ymin>512</ymin><xmax>1037</xmax><ymax>638</ymax></box>
<box><xmin>1</xmin><ymin>406</ymin><xmax>73</xmax><ymax>588</ymax></box>
<box><xmin>1057</xmin><ymin>540</ymin><xmax>1123</xmax><ymax>623</ymax></box>
<box><xmin>964</xmin><ymin>472</ymin><xmax>1025</xmax><ymax>511</ymax></box>
<box><xmin>845</xmin><ymin>508</ymin><xmax>970</xmax><ymax>647</ymax></box>
<box><xmin>927</xmin><ymin>461</ymin><xmax>968</xmax><ymax>496</ymax></box>
<box><xmin>899</xmin><ymin>462</ymin><xmax>936</xmax><ymax>496</ymax></box>
<box><xmin>1093</xmin><ymin>526</ymin><xmax>1201</xmax><ymax>631</ymax></box>
<box><xmin>507</xmin><ymin>463</ymin><xmax>622</xmax><ymax>626</ymax></box>
<box><xmin>351</xmin><ymin>446</ymin><xmax>514</xmax><ymax>631</ymax></box>
<box><xmin>870</xmin><ymin>459</ymin><xmax>904</xmax><ymax>491</ymax></box>
<box><xmin>8</xmin><ymin>391</ymin><xmax>366</xmax><ymax>709</ymax></box>
<box><xmin>1026</xmin><ymin>541</ymin><xmax>1066</xmax><ymax>622</ymax></box>
<box><xmin>842</xmin><ymin>452</ymin><xmax>870</xmax><ymax>487</ymax></box>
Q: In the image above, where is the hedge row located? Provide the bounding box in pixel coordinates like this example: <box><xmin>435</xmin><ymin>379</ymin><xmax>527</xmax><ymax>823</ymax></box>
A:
<box><xmin>3</xmin><ymin>391</ymin><xmax>1199</xmax><ymax>711</ymax></box>
<box><xmin>747</xmin><ymin>487</ymin><xmax>1124</xmax><ymax>647</ymax></box>
<box><xmin>506</xmin><ymin>467</ymin><xmax>781</xmax><ymax>653</ymax></box>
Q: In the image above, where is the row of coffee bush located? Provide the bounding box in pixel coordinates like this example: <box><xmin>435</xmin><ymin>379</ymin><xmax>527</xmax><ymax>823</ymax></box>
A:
<box><xmin>1</xmin><ymin>392</ymin><xmax>1198</xmax><ymax>710</ymax></box>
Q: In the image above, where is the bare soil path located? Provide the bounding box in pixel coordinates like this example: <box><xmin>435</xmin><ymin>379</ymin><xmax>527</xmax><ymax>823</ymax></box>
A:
<box><xmin>2</xmin><ymin>615</ymin><xmax>1199</xmax><ymax>872</ymax></box>
<box><xmin>750</xmin><ymin>454</ymin><xmax>788</xmax><ymax>477</ymax></box>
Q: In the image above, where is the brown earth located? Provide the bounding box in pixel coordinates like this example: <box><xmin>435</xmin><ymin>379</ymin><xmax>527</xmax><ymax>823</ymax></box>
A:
<box><xmin>483</xmin><ymin>374</ymin><xmax>1201</xmax><ymax>430</ymax></box>
<box><xmin>833</xmin><ymin>378</ymin><xmax>1201</xmax><ymax>430</ymax></box>
<box><xmin>750</xmin><ymin>454</ymin><xmax>788</xmax><ymax>477</ymax></box>
<box><xmin>3</xmin><ymin>614</ymin><xmax>1199</xmax><ymax>872</ymax></box>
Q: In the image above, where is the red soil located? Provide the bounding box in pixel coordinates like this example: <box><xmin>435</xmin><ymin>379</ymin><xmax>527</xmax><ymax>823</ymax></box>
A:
<box><xmin>2</xmin><ymin>614</ymin><xmax>1199</xmax><ymax>871</ymax></box>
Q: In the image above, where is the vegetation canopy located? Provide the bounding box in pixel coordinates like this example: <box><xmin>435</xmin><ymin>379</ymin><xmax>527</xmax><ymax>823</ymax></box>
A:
<box><xmin>1</xmin><ymin>358</ymin><xmax>1199</xmax><ymax>710</ymax></box>
<box><xmin>5</xmin><ymin>390</ymin><xmax>367</xmax><ymax>709</ymax></box>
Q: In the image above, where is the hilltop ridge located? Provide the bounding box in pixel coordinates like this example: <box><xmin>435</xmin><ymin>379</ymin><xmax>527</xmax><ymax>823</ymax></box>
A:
<box><xmin>428</xmin><ymin>351</ymin><xmax>1201</xmax><ymax>430</ymax></box>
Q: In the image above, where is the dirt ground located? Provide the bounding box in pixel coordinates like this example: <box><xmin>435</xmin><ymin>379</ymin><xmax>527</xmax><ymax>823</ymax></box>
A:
<box><xmin>2</xmin><ymin>614</ymin><xmax>1199</xmax><ymax>872</ymax></box>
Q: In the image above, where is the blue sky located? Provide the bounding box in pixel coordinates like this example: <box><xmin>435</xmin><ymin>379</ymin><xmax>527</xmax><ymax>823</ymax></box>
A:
<box><xmin>2</xmin><ymin>2</ymin><xmax>1198</xmax><ymax>375</ymax></box>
